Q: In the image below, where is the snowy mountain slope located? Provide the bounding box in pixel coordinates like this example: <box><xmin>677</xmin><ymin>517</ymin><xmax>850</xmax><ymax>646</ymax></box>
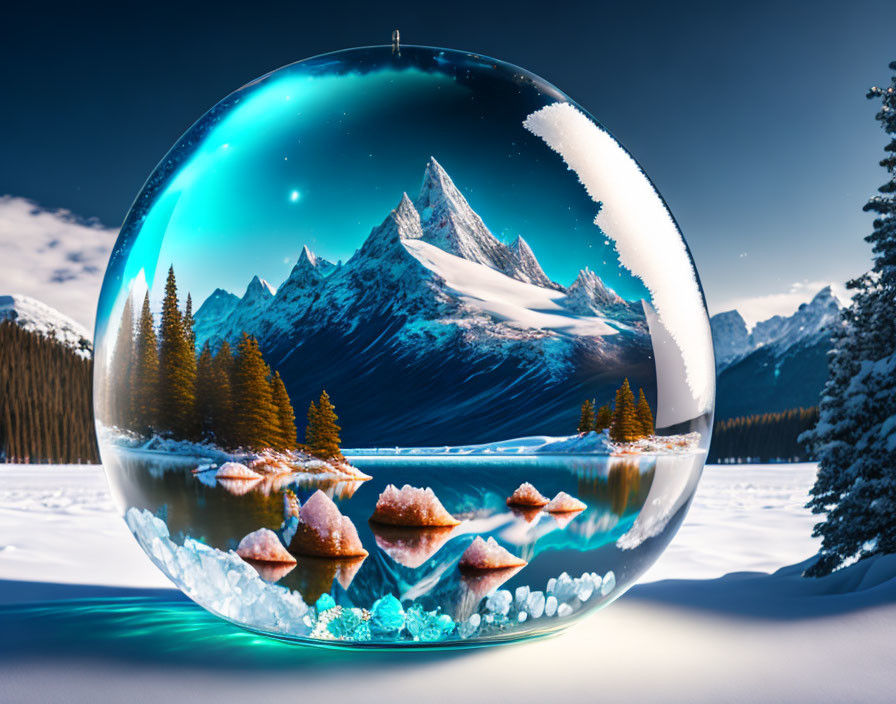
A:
<box><xmin>195</xmin><ymin>159</ymin><xmax>652</xmax><ymax>446</ymax></box>
<box><xmin>712</xmin><ymin>287</ymin><xmax>843</xmax><ymax>419</ymax></box>
<box><xmin>0</xmin><ymin>294</ymin><xmax>92</xmax><ymax>356</ymax></box>
<box><xmin>710</xmin><ymin>310</ymin><xmax>750</xmax><ymax>370</ymax></box>
<box><xmin>192</xmin><ymin>288</ymin><xmax>239</xmax><ymax>348</ymax></box>
<box><xmin>402</xmin><ymin>238</ymin><xmax>619</xmax><ymax>338</ymax></box>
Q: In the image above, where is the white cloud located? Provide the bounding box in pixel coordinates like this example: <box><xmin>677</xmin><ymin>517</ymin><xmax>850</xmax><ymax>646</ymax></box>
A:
<box><xmin>0</xmin><ymin>195</ymin><xmax>118</xmax><ymax>331</ymax></box>
<box><xmin>523</xmin><ymin>102</ymin><xmax>715</xmax><ymax>424</ymax></box>
<box><xmin>711</xmin><ymin>280</ymin><xmax>851</xmax><ymax>330</ymax></box>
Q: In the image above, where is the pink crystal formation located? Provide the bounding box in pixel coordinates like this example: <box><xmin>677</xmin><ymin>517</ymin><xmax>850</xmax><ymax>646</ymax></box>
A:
<box><xmin>370</xmin><ymin>484</ymin><xmax>461</xmax><ymax>527</ymax></box>
<box><xmin>545</xmin><ymin>491</ymin><xmax>587</xmax><ymax>513</ymax></box>
<box><xmin>215</xmin><ymin>462</ymin><xmax>261</xmax><ymax>480</ymax></box>
<box><xmin>459</xmin><ymin>536</ymin><xmax>527</xmax><ymax>570</ymax></box>
<box><xmin>506</xmin><ymin>482</ymin><xmax>549</xmax><ymax>507</ymax></box>
<box><xmin>236</xmin><ymin>528</ymin><xmax>296</xmax><ymax>564</ymax></box>
<box><xmin>288</xmin><ymin>489</ymin><xmax>368</xmax><ymax>557</ymax></box>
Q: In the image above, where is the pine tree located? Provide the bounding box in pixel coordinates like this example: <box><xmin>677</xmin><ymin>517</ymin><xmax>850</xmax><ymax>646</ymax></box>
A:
<box><xmin>802</xmin><ymin>61</ymin><xmax>896</xmax><ymax>576</ymax></box>
<box><xmin>157</xmin><ymin>267</ymin><xmax>196</xmax><ymax>435</ymax></box>
<box><xmin>195</xmin><ymin>342</ymin><xmax>216</xmax><ymax>440</ymax></box>
<box><xmin>578</xmin><ymin>399</ymin><xmax>595</xmax><ymax>433</ymax></box>
<box><xmin>305</xmin><ymin>400</ymin><xmax>319</xmax><ymax>451</ymax></box>
<box><xmin>132</xmin><ymin>293</ymin><xmax>159</xmax><ymax>435</ymax></box>
<box><xmin>309</xmin><ymin>390</ymin><xmax>342</xmax><ymax>460</ymax></box>
<box><xmin>270</xmin><ymin>371</ymin><xmax>297</xmax><ymax>451</ymax></box>
<box><xmin>636</xmin><ymin>388</ymin><xmax>655</xmax><ymax>437</ymax></box>
<box><xmin>610</xmin><ymin>378</ymin><xmax>641</xmax><ymax>443</ymax></box>
<box><xmin>594</xmin><ymin>404</ymin><xmax>613</xmax><ymax>433</ymax></box>
<box><xmin>210</xmin><ymin>340</ymin><xmax>235</xmax><ymax>447</ymax></box>
<box><xmin>231</xmin><ymin>333</ymin><xmax>280</xmax><ymax>450</ymax></box>
<box><xmin>108</xmin><ymin>294</ymin><xmax>135</xmax><ymax>428</ymax></box>
<box><xmin>183</xmin><ymin>294</ymin><xmax>196</xmax><ymax>350</ymax></box>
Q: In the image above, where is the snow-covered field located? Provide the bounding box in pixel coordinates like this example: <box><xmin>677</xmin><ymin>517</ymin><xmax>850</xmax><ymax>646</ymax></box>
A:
<box><xmin>1</xmin><ymin>463</ymin><xmax>893</xmax><ymax>703</ymax></box>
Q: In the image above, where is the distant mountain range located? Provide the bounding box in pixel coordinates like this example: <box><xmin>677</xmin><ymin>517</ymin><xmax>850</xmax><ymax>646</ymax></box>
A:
<box><xmin>0</xmin><ymin>294</ymin><xmax>92</xmax><ymax>357</ymax></box>
<box><xmin>194</xmin><ymin>157</ymin><xmax>652</xmax><ymax>447</ymax></box>
<box><xmin>710</xmin><ymin>287</ymin><xmax>843</xmax><ymax>419</ymax></box>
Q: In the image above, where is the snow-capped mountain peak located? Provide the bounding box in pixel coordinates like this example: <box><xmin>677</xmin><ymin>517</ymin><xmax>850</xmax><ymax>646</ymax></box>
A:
<box><xmin>243</xmin><ymin>275</ymin><xmax>276</xmax><ymax>303</ymax></box>
<box><xmin>0</xmin><ymin>294</ymin><xmax>92</xmax><ymax>356</ymax></box>
<box><xmin>564</xmin><ymin>267</ymin><xmax>624</xmax><ymax>314</ymax></box>
<box><xmin>286</xmin><ymin>245</ymin><xmax>336</xmax><ymax>289</ymax></box>
<box><xmin>711</xmin><ymin>286</ymin><xmax>843</xmax><ymax>372</ymax></box>
<box><xmin>710</xmin><ymin>310</ymin><xmax>750</xmax><ymax>369</ymax></box>
<box><xmin>508</xmin><ymin>235</ymin><xmax>559</xmax><ymax>289</ymax></box>
<box><xmin>750</xmin><ymin>286</ymin><xmax>841</xmax><ymax>353</ymax></box>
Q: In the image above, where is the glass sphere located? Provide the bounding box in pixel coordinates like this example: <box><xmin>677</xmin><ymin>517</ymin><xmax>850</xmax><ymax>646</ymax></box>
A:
<box><xmin>94</xmin><ymin>44</ymin><xmax>715</xmax><ymax>648</ymax></box>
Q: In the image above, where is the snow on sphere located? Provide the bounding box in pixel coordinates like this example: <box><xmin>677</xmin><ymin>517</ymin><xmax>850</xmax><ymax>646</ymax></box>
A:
<box><xmin>96</xmin><ymin>42</ymin><xmax>712</xmax><ymax>649</ymax></box>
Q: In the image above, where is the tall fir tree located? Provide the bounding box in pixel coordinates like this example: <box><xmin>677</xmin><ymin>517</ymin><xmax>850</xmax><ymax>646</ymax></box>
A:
<box><xmin>183</xmin><ymin>294</ymin><xmax>196</xmax><ymax>350</ymax></box>
<box><xmin>132</xmin><ymin>293</ymin><xmax>159</xmax><ymax>434</ymax></box>
<box><xmin>309</xmin><ymin>390</ymin><xmax>342</xmax><ymax>460</ymax></box>
<box><xmin>157</xmin><ymin>267</ymin><xmax>196</xmax><ymax>435</ymax></box>
<box><xmin>108</xmin><ymin>294</ymin><xmax>135</xmax><ymax>428</ymax></box>
<box><xmin>195</xmin><ymin>342</ymin><xmax>216</xmax><ymax>440</ymax></box>
<box><xmin>305</xmin><ymin>400</ymin><xmax>319</xmax><ymax>451</ymax></box>
<box><xmin>211</xmin><ymin>340</ymin><xmax>235</xmax><ymax>447</ymax></box>
<box><xmin>578</xmin><ymin>399</ymin><xmax>596</xmax><ymax>433</ymax></box>
<box><xmin>610</xmin><ymin>378</ymin><xmax>641</xmax><ymax>443</ymax></box>
<box><xmin>270</xmin><ymin>371</ymin><xmax>297</xmax><ymax>451</ymax></box>
<box><xmin>231</xmin><ymin>333</ymin><xmax>280</xmax><ymax>450</ymax></box>
<box><xmin>802</xmin><ymin>61</ymin><xmax>896</xmax><ymax>576</ymax></box>
<box><xmin>636</xmin><ymin>389</ymin><xmax>655</xmax><ymax>437</ymax></box>
<box><xmin>594</xmin><ymin>404</ymin><xmax>613</xmax><ymax>433</ymax></box>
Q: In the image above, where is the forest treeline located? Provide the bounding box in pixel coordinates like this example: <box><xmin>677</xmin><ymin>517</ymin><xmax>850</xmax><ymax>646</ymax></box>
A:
<box><xmin>0</xmin><ymin>321</ymin><xmax>98</xmax><ymax>463</ymax></box>
<box><xmin>102</xmin><ymin>266</ymin><xmax>299</xmax><ymax>452</ymax></box>
<box><xmin>578</xmin><ymin>378</ymin><xmax>654</xmax><ymax>442</ymax></box>
<box><xmin>709</xmin><ymin>407</ymin><xmax>819</xmax><ymax>463</ymax></box>
<box><xmin>102</xmin><ymin>266</ymin><xmax>343</xmax><ymax>459</ymax></box>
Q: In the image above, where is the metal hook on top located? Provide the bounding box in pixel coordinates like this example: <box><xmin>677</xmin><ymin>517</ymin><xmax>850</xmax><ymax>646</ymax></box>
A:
<box><xmin>392</xmin><ymin>29</ymin><xmax>400</xmax><ymax>55</ymax></box>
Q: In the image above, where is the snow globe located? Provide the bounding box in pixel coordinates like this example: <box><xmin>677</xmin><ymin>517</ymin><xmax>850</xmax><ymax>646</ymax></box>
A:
<box><xmin>94</xmin><ymin>39</ymin><xmax>715</xmax><ymax>648</ymax></box>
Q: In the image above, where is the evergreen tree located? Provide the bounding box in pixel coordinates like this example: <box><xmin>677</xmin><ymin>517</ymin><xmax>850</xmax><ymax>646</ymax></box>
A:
<box><xmin>305</xmin><ymin>400</ymin><xmax>319</xmax><ymax>451</ymax></box>
<box><xmin>309</xmin><ymin>390</ymin><xmax>342</xmax><ymax>460</ymax></box>
<box><xmin>195</xmin><ymin>342</ymin><xmax>216</xmax><ymax>439</ymax></box>
<box><xmin>594</xmin><ymin>404</ymin><xmax>613</xmax><ymax>433</ymax></box>
<box><xmin>108</xmin><ymin>295</ymin><xmax>135</xmax><ymax>428</ymax></box>
<box><xmin>183</xmin><ymin>294</ymin><xmax>196</xmax><ymax>350</ymax></box>
<box><xmin>231</xmin><ymin>333</ymin><xmax>280</xmax><ymax>450</ymax></box>
<box><xmin>636</xmin><ymin>388</ymin><xmax>655</xmax><ymax>437</ymax></box>
<box><xmin>157</xmin><ymin>267</ymin><xmax>196</xmax><ymax>435</ymax></box>
<box><xmin>610</xmin><ymin>378</ymin><xmax>641</xmax><ymax>443</ymax></box>
<box><xmin>578</xmin><ymin>399</ymin><xmax>595</xmax><ymax>433</ymax></box>
<box><xmin>270</xmin><ymin>371</ymin><xmax>297</xmax><ymax>451</ymax></box>
<box><xmin>210</xmin><ymin>340</ymin><xmax>235</xmax><ymax>447</ymax></box>
<box><xmin>132</xmin><ymin>293</ymin><xmax>159</xmax><ymax>434</ymax></box>
<box><xmin>802</xmin><ymin>61</ymin><xmax>896</xmax><ymax>576</ymax></box>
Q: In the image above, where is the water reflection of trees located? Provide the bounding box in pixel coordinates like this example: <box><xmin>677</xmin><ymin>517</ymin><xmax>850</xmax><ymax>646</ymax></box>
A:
<box><xmin>575</xmin><ymin>459</ymin><xmax>655</xmax><ymax>517</ymax></box>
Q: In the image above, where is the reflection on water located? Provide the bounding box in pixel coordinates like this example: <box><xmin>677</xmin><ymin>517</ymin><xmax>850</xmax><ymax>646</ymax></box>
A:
<box><xmin>106</xmin><ymin>449</ymin><xmax>703</xmax><ymax>645</ymax></box>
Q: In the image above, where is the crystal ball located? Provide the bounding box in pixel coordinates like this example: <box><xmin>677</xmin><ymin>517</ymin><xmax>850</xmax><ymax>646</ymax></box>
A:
<box><xmin>94</xmin><ymin>45</ymin><xmax>715</xmax><ymax>647</ymax></box>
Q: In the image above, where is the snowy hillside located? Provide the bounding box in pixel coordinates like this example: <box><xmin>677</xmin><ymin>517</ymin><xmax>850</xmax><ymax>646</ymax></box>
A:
<box><xmin>194</xmin><ymin>158</ymin><xmax>651</xmax><ymax>446</ymax></box>
<box><xmin>0</xmin><ymin>294</ymin><xmax>92</xmax><ymax>356</ymax></box>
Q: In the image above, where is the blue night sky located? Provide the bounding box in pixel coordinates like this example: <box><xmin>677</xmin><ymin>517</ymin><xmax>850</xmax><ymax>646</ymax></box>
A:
<box><xmin>123</xmin><ymin>48</ymin><xmax>647</xmax><ymax>310</ymax></box>
<box><xmin>2</xmin><ymin>0</ymin><xmax>895</xmax><ymax>326</ymax></box>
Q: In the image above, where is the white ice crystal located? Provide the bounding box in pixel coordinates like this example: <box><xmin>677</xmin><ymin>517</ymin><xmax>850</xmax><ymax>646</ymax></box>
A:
<box><xmin>215</xmin><ymin>462</ymin><xmax>261</xmax><ymax>479</ymax></box>
<box><xmin>506</xmin><ymin>482</ymin><xmax>549</xmax><ymax>507</ymax></box>
<box><xmin>526</xmin><ymin>591</ymin><xmax>546</xmax><ymax>619</ymax></box>
<box><xmin>545</xmin><ymin>492</ymin><xmax>587</xmax><ymax>513</ymax></box>
<box><xmin>289</xmin><ymin>490</ymin><xmax>368</xmax><ymax>558</ymax></box>
<box><xmin>557</xmin><ymin>603</ymin><xmax>573</xmax><ymax>618</ymax></box>
<box><xmin>601</xmin><ymin>571</ymin><xmax>616</xmax><ymax>596</ymax></box>
<box><xmin>485</xmin><ymin>589</ymin><xmax>513</xmax><ymax>616</ymax></box>
<box><xmin>545</xmin><ymin>595</ymin><xmax>558</xmax><ymax>617</ymax></box>
<box><xmin>370</xmin><ymin>484</ymin><xmax>460</xmax><ymax>527</ymax></box>
<box><xmin>126</xmin><ymin>508</ymin><xmax>310</xmax><ymax>636</ymax></box>
<box><xmin>236</xmin><ymin>528</ymin><xmax>296</xmax><ymax>564</ymax></box>
<box><xmin>459</xmin><ymin>536</ymin><xmax>527</xmax><ymax>570</ymax></box>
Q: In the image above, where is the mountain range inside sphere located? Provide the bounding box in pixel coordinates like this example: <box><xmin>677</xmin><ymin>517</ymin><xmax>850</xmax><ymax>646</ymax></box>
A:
<box><xmin>193</xmin><ymin>158</ymin><xmax>654</xmax><ymax>447</ymax></box>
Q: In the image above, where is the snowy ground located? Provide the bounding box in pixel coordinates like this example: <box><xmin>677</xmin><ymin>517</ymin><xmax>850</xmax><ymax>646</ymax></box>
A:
<box><xmin>1</xmin><ymin>463</ymin><xmax>893</xmax><ymax>703</ymax></box>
